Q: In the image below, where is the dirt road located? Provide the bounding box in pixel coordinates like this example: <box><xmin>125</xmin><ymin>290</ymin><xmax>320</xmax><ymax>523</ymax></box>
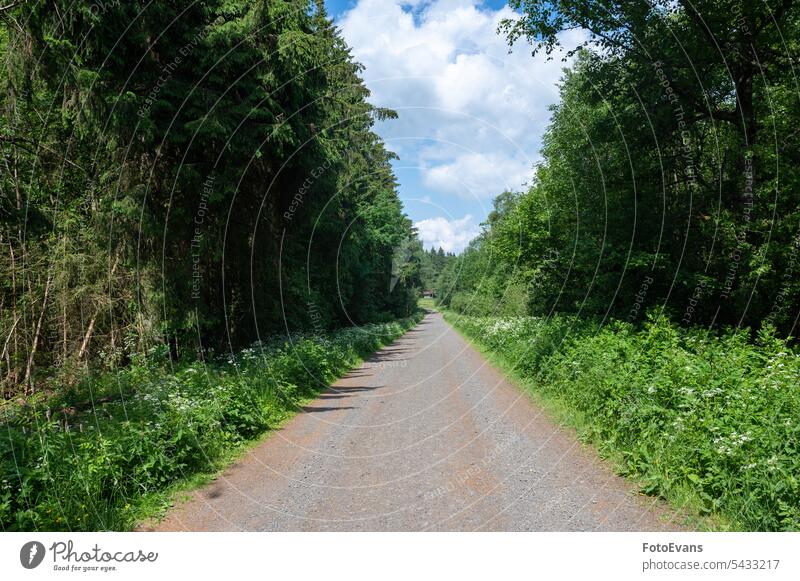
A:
<box><xmin>153</xmin><ymin>312</ymin><xmax>682</xmax><ymax>531</ymax></box>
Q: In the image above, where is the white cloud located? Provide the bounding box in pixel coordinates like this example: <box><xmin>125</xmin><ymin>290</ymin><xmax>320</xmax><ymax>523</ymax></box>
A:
<box><xmin>414</xmin><ymin>215</ymin><xmax>481</xmax><ymax>253</ymax></box>
<box><xmin>422</xmin><ymin>151</ymin><xmax>531</xmax><ymax>198</ymax></box>
<box><xmin>339</xmin><ymin>0</ymin><xmax>584</xmax><ymax>199</ymax></box>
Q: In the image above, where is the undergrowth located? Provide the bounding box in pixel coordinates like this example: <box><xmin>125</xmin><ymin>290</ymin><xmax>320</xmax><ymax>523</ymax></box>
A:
<box><xmin>0</xmin><ymin>315</ymin><xmax>420</xmax><ymax>531</ymax></box>
<box><xmin>446</xmin><ymin>311</ymin><xmax>800</xmax><ymax>531</ymax></box>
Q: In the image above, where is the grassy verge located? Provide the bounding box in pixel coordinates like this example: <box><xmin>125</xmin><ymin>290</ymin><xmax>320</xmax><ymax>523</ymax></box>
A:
<box><xmin>443</xmin><ymin>310</ymin><xmax>800</xmax><ymax>531</ymax></box>
<box><xmin>1</xmin><ymin>313</ymin><xmax>422</xmax><ymax>531</ymax></box>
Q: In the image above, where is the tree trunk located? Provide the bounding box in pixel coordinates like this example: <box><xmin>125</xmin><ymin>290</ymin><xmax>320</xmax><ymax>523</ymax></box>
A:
<box><xmin>1</xmin><ymin>316</ymin><xmax>20</xmax><ymax>361</ymax></box>
<box><xmin>24</xmin><ymin>272</ymin><xmax>52</xmax><ymax>392</ymax></box>
<box><xmin>77</xmin><ymin>314</ymin><xmax>97</xmax><ymax>361</ymax></box>
<box><xmin>7</xmin><ymin>240</ymin><xmax>19</xmax><ymax>384</ymax></box>
<box><xmin>77</xmin><ymin>254</ymin><xmax>120</xmax><ymax>362</ymax></box>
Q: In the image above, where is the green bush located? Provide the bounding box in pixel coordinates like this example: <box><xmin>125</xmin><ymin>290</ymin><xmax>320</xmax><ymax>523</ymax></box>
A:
<box><xmin>448</xmin><ymin>312</ymin><xmax>800</xmax><ymax>531</ymax></box>
<box><xmin>0</xmin><ymin>315</ymin><xmax>419</xmax><ymax>531</ymax></box>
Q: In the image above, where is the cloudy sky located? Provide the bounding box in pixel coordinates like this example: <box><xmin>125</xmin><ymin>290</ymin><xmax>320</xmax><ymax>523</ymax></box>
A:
<box><xmin>325</xmin><ymin>0</ymin><xmax>583</xmax><ymax>252</ymax></box>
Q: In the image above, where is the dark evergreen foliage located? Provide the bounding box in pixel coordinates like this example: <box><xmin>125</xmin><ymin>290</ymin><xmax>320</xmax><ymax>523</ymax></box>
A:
<box><xmin>0</xmin><ymin>1</ymin><xmax>420</xmax><ymax>393</ymax></box>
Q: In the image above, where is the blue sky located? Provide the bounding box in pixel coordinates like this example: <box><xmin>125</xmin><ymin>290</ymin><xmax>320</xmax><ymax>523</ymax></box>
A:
<box><xmin>327</xmin><ymin>0</ymin><xmax>509</xmax><ymax>18</ymax></box>
<box><xmin>324</xmin><ymin>0</ymin><xmax>582</xmax><ymax>252</ymax></box>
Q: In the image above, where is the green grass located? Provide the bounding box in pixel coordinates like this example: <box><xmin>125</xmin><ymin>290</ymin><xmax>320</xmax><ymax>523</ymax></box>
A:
<box><xmin>0</xmin><ymin>313</ymin><xmax>422</xmax><ymax>531</ymax></box>
<box><xmin>444</xmin><ymin>311</ymin><xmax>800</xmax><ymax>531</ymax></box>
<box><xmin>417</xmin><ymin>297</ymin><xmax>437</xmax><ymax>311</ymax></box>
<box><xmin>132</xmin><ymin>384</ymin><xmax>326</xmax><ymax>529</ymax></box>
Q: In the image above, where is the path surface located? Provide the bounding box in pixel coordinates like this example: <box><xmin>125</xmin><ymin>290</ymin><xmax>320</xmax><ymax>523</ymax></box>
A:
<box><xmin>153</xmin><ymin>312</ymin><xmax>682</xmax><ymax>531</ymax></box>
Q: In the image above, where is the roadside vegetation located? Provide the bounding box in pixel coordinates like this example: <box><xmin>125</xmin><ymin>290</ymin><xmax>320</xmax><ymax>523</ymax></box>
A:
<box><xmin>2</xmin><ymin>0</ymin><xmax>799</xmax><ymax>534</ymax></box>
<box><xmin>1</xmin><ymin>1</ymin><xmax>430</xmax><ymax>531</ymax></box>
<box><xmin>1</xmin><ymin>314</ymin><xmax>420</xmax><ymax>531</ymax></box>
<box><xmin>433</xmin><ymin>2</ymin><xmax>800</xmax><ymax>531</ymax></box>
<box><xmin>446</xmin><ymin>313</ymin><xmax>799</xmax><ymax>531</ymax></box>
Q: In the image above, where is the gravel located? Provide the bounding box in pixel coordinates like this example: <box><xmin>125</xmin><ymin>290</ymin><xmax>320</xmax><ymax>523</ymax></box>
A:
<box><xmin>153</xmin><ymin>312</ymin><xmax>683</xmax><ymax>531</ymax></box>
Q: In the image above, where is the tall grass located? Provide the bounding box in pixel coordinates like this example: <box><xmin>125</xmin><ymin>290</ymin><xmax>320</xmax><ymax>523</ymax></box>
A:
<box><xmin>447</xmin><ymin>312</ymin><xmax>800</xmax><ymax>531</ymax></box>
<box><xmin>1</xmin><ymin>316</ymin><xmax>420</xmax><ymax>531</ymax></box>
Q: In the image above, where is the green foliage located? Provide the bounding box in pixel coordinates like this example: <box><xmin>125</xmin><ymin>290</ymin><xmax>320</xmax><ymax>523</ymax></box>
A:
<box><xmin>442</xmin><ymin>1</ymin><xmax>800</xmax><ymax>334</ymax></box>
<box><xmin>435</xmin><ymin>4</ymin><xmax>800</xmax><ymax>529</ymax></box>
<box><xmin>432</xmin><ymin>1</ymin><xmax>800</xmax><ymax>530</ymax></box>
<box><xmin>0</xmin><ymin>314</ymin><xmax>420</xmax><ymax>531</ymax></box>
<box><xmin>1</xmin><ymin>0</ymin><xmax>420</xmax><ymax>393</ymax></box>
<box><xmin>450</xmin><ymin>312</ymin><xmax>800</xmax><ymax>531</ymax></box>
<box><xmin>417</xmin><ymin>244</ymin><xmax>457</xmax><ymax>290</ymax></box>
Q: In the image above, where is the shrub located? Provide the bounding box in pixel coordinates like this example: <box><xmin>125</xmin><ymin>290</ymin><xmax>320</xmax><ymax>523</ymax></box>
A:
<box><xmin>0</xmin><ymin>314</ymin><xmax>420</xmax><ymax>531</ymax></box>
<box><xmin>447</xmin><ymin>311</ymin><xmax>800</xmax><ymax>531</ymax></box>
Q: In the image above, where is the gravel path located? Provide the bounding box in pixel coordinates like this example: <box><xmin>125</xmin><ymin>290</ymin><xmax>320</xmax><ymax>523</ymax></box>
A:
<box><xmin>152</xmin><ymin>312</ymin><xmax>683</xmax><ymax>531</ymax></box>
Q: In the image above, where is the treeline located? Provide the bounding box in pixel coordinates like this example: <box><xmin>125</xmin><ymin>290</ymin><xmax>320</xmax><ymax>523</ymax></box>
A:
<box><xmin>0</xmin><ymin>1</ymin><xmax>419</xmax><ymax>396</ymax></box>
<box><xmin>419</xmin><ymin>246</ymin><xmax>457</xmax><ymax>291</ymax></box>
<box><xmin>438</xmin><ymin>0</ymin><xmax>800</xmax><ymax>336</ymax></box>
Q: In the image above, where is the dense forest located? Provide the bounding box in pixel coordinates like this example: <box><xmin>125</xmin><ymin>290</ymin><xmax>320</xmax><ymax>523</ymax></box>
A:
<box><xmin>0</xmin><ymin>0</ymin><xmax>422</xmax><ymax>397</ymax></box>
<box><xmin>437</xmin><ymin>0</ymin><xmax>800</xmax><ymax>336</ymax></box>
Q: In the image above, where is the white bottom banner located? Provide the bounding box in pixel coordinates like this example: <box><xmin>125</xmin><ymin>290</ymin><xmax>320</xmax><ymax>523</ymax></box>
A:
<box><xmin>2</xmin><ymin>532</ymin><xmax>798</xmax><ymax>580</ymax></box>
